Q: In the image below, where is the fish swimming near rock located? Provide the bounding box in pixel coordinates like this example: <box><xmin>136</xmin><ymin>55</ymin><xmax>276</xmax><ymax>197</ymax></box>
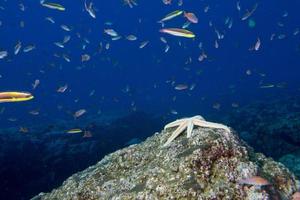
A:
<box><xmin>238</xmin><ymin>176</ymin><xmax>270</xmax><ymax>189</ymax></box>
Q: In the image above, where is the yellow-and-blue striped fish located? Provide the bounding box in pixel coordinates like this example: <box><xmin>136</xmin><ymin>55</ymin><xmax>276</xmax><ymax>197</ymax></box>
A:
<box><xmin>41</xmin><ymin>2</ymin><xmax>65</xmax><ymax>11</ymax></box>
<box><xmin>160</xmin><ymin>28</ymin><xmax>195</xmax><ymax>38</ymax></box>
<box><xmin>158</xmin><ymin>10</ymin><xmax>183</xmax><ymax>23</ymax></box>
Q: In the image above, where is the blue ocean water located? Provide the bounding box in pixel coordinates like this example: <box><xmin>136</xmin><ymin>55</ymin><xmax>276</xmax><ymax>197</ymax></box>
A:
<box><xmin>0</xmin><ymin>0</ymin><xmax>300</xmax><ymax>199</ymax></box>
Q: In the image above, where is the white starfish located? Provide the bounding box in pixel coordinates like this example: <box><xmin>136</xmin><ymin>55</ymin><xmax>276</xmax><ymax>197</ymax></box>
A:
<box><xmin>163</xmin><ymin>115</ymin><xmax>231</xmax><ymax>147</ymax></box>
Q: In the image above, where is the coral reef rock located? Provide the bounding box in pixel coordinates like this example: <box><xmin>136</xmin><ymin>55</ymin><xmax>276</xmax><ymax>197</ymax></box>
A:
<box><xmin>33</xmin><ymin>126</ymin><xmax>297</xmax><ymax>200</ymax></box>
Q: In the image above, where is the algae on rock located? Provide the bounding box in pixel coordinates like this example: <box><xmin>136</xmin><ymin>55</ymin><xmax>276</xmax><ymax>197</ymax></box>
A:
<box><xmin>33</xmin><ymin>126</ymin><xmax>297</xmax><ymax>200</ymax></box>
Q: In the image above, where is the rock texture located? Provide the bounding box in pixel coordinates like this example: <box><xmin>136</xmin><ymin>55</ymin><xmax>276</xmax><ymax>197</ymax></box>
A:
<box><xmin>34</xmin><ymin>126</ymin><xmax>297</xmax><ymax>200</ymax></box>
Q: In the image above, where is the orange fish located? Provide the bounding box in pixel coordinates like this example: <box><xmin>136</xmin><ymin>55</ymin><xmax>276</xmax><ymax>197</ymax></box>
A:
<box><xmin>239</xmin><ymin>176</ymin><xmax>270</xmax><ymax>187</ymax></box>
<box><xmin>184</xmin><ymin>12</ymin><xmax>198</xmax><ymax>23</ymax></box>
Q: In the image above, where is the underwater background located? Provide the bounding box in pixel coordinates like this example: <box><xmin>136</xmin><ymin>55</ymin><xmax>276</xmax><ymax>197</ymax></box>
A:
<box><xmin>0</xmin><ymin>0</ymin><xmax>300</xmax><ymax>199</ymax></box>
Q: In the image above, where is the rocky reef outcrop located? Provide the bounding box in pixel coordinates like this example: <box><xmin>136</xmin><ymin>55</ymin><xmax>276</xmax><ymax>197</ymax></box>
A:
<box><xmin>34</xmin><ymin>123</ymin><xmax>297</xmax><ymax>199</ymax></box>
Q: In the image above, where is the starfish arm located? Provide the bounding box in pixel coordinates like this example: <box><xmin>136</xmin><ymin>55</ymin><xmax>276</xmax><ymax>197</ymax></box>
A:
<box><xmin>192</xmin><ymin>115</ymin><xmax>205</xmax><ymax>121</ymax></box>
<box><xmin>164</xmin><ymin>118</ymin><xmax>186</xmax><ymax>129</ymax></box>
<box><xmin>193</xmin><ymin>120</ymin><xmax>231</xmax><ymax>133</ymax></box>
<box><xmin>186</xmin><ymin>120</ymin><xmax>194</xmax><ymax>138</ymax></box>
<box><xmin>163</xmin><ymin>121</ymin><xmax>187</xmax><ymax>147</ymax></box>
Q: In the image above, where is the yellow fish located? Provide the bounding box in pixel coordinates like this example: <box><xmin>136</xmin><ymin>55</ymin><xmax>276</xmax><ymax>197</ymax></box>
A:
<box><xmin>160</xmin><ymin>28</ymin><xmax>195</xmax><ymax>38</ymax></box>
<box><xmin>41</xmin><ymin>2</ymin><xmax>65</xmax><ymax>11</ymax></box>
<box><xmin>0</xmin><ymin>92</ymin><xmax>34</xmax><ymax>103</ymax></box>
<box><xmin>158</xmin><ymin>10</ymin><xmax>183</xmax><ymax>23</ymax></box>
<box><xmin>66</xmin><ymin>129</ymin><xmax>83</xmax><ymax>134</ymax></box>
